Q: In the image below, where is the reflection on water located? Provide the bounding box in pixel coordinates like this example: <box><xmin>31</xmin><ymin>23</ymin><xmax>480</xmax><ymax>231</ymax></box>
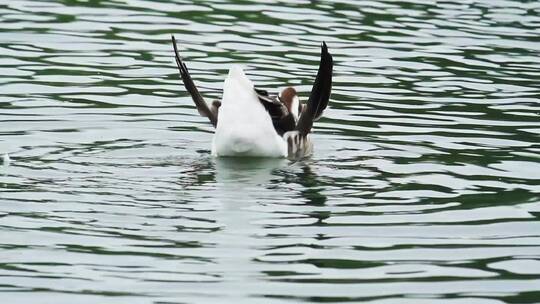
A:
<box><xmin>1</xmin><ymin>0</ymin><xmax>540</xmax><ymax>303</ymax></box>
<box><xmin>215</xmin><ymin>157</ymin><xmax>287</xmax><ymax>186</ymax></box>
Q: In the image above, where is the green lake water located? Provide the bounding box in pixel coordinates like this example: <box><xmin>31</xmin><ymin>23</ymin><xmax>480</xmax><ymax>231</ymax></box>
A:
<box><xmin>1</xmin><ymin>0</ymin><xmax>539</xmax><ymax>303</ymax></box>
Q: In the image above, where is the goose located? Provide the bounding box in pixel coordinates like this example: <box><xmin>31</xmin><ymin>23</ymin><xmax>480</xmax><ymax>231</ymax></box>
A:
<box><xmin>171</xmin><ymin>35</ymin><xmax>332</xmax><ymax>159</ymax></box>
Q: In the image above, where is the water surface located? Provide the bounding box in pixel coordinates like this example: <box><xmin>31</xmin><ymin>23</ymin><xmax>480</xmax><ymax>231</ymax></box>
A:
<box><xmin>1</xmin><ymin>0</ymin><xmax>540</xmax><ymax>303</ymax></box>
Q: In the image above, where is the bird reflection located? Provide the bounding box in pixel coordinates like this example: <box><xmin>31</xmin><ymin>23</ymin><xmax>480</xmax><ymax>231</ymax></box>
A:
<box><xmin>175</xmin><ymin>156</ymin><xmax>216</xmax><ymax>190</ymax></box>
<box><xmin>278</xmin><ymin>161</ymin><xmax>328</xmax><ymax>206</ymax></box>
<box><xmin>214</xmin><ymin>157</ymin><xmax>288</xmax><ymax>193</ymax></box>
<box><xmin>297</xmin><ymin>164</ymin><xmax>327</xmax><ymax>206</ymax></box>
<box><xmin>286</xmin><ymin>162</ymin><xmax>330</xmax><ymax>224</ymax></box>
<box><xmin>177</xmin><ymin>155</ymin><xmax>328</xmax><ymax>214</ymax></box>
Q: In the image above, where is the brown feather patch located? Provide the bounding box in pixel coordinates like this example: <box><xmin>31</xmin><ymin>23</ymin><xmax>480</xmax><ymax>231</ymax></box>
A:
<box><xmin>280</xmin><ymin>87</ymin><xmax>297</xmax><ymax>113</ymax></box>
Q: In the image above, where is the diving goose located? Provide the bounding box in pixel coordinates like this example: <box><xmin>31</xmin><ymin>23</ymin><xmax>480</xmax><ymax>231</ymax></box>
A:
<box><xmin>171</xmin><ymin>35</ymin><xmax>332</xmax><ymax>159</ymax></box>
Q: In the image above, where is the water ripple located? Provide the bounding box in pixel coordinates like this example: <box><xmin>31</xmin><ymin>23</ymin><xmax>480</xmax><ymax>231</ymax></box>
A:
<box><xmin>1</xmin><ymin>0</ymin><xmax>539</xmax><ymax>303</ymax></box>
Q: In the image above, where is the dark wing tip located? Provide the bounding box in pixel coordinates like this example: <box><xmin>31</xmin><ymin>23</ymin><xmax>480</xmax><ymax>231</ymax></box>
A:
<box><xmin>322</xmin><ymin>41</ymin><xmax>332</xmax><ymax>63</ymax></box>
<box><xmin>295</xmin><ymin>41</ymin><xmax>333</xmax><ymax>136</ymax></box>
<box><xmin>171</xmin><ymin>35</ymin><xmax>218</xmax><ymax>127</ymax></box>
<box><xmin>171</xmin><ymin>35</ymin><xmax>179</xmax><ymax>54</ymax></box>
<box><xmin>322</xmin><ymin>41</ymin><xmax>331</xmax><ymax>57</ymax></box>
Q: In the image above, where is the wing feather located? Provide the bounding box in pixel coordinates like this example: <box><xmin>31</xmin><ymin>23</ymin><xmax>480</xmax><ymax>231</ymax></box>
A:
<box><xmin>171</xmin><ymin>35</ymin><xmax>218</xmax><ymax>127</ymax></box>
<box><xmin>255</xmin><ymin>89</ymin><xmax>295</xmax><ymax>135</ymax></box>
<box><xmin>295</xmin><ymin>42</ymin><xmax>333</xmax><ymax>136</ymax></box>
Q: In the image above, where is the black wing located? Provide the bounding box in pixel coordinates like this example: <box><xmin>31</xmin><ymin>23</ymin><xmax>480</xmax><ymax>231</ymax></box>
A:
<box><xmin>295</xmin><ymin>42</ymin><xmax>333</xmax><ymax>136</ymax></box>
<box><xmin>171</xmin><ymin>35</ymin><xmax>218</xmax><ymax>127</ymax></box>
<box><xmin>255</xmin><ymin>89</ymin><xmax>296</xmax><ymax>136</ymax></box>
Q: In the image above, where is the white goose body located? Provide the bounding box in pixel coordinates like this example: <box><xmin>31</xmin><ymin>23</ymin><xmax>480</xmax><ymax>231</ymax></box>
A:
<box><xmin>212</xmin><ymin>66</ymin><xmax>287</xmax><ymax>157</ymax></box>
<box><xmin>171</xmin><ymin>36</ymin><xmax>332</xmax><ymax>159</ymax></box>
